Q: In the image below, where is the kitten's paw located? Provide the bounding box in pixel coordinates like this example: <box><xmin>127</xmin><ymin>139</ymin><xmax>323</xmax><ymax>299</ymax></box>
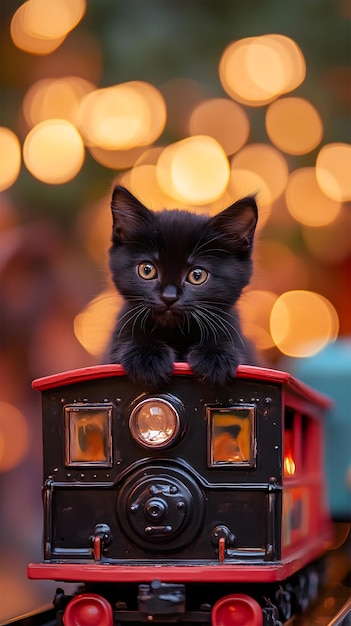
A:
<box><xmin>118</xmin><ymin>342</ymin><xmax>175</xmax><ymax>389</ymax></box>
<box><xmin>188</xmin><ymin>346</ymin><xmax>240</xmax><ymax>387</ymax></box>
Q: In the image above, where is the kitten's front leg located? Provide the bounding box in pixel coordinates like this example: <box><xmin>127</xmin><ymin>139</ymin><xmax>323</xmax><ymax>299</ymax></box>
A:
<box><xmin>110</xmin><ymin>339</ymin><xmax>175</xmax><ymax>389</ymax></box>
<box><xmin>187</xmin><ymin>343</ymin><xmax>241</xmax><ymax>387</ymax></box>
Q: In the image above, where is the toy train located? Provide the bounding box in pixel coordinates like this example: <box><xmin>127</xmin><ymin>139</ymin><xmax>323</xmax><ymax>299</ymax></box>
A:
<box><xmin>28</xmin><ymin>363</ymin><xmax>333</xmax><ymax>626</ymax></box>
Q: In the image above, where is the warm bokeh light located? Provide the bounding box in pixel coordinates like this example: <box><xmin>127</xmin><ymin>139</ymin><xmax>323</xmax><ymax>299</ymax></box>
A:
<box><xmin>227</xmin><ymin>169</ymin><xmax>271</xmax><ymax>229</ymax></box>
<box><xmin>238</xmin><ymin>289</ymin><xmax>278</xmax><ymax>350</ymax></box>
<box><xmin>156</xmin><ymin>135</ymin><xmax>230</xmax><ymax>205</ymax></box>
<box><xmin>77</xmin><ymin>81</ymin><xmax>166</xmax><ymax>150</ymax></box>
<box><xmin>189</xmin><ymin>98</ymin><xmax>250</xmax><ymax>156</ymax></box>
<box><xmin>219</xmin><ymin>34</ymin><xmax>306</xmax><ymax>107</ymax></box>
<box><xmin>0</xmin><ymin>403</ymin><xmax>29</xmax><ymax>472</ymax></box>
<box><xmin>13</xmin><ymin>0</ymin><xmax>86</xmax><ymax>42</ymax></box>
<box><xmin>23</xmin><ymin>119</ymin><xmax>85</xmax><ymax>184</ymax></box>
<box><xmin>0</xmin><ymin>128</ymin><xmax>21</xmax><ymax>191</ymax></box>
<box><xmin>74</xmin><ymin>289</ymin><xmax>121</xmax><ymax>356</ymax></box>
<box><xmin>301</xmin><ymin>206</ymin><xmax>351</xmax><ymax>264</ymax></box>
<box><xmin>285</xmin><ymin>167</ymin><xmax>341</xmax><ymax>227</ymax></box>
<box><xmin>89</xmin><ymin>145</ymin><xmax>147</xmax><ymax>170</ymax></box>
<box><xmin>231</xmin><ymin>143</ymin><xmax>289</xmax><ymax>203</ymax></box>
<box><xmin>270</xmin><ymin>290</ymin><xmax>339</xmax><ymax>357</ymax></box>
<box><xmin>266</xmin><ymin>97</ymin><xmax>323</xmax><ymax>155</ymax></box>
<box><xmin>22</xmin><ymin>77</ymin><xmax>95</xmax><ymax>128</ymax></box>
<box><xmin>316</xmin><ymin>142</ymin><xmax>351</xmax><ymax>202</ymax></box>
<box><xmin>10</xmin><ymin>2</ymin><xmax>66</xmax><ymax>54</ymax></box>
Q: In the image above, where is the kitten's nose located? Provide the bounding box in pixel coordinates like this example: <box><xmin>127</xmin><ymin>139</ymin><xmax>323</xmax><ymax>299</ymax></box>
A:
<box><xmin>161</xmin><ymin>284</ymin><xmax>178</xmax><ymax>305</ymax></box>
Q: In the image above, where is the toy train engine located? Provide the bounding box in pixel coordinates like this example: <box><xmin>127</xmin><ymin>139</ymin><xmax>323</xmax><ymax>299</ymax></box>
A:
<box><xmin>28</xmin><ymin>363</ymin><xmax>333</xmax><ymax>626</ymax></box>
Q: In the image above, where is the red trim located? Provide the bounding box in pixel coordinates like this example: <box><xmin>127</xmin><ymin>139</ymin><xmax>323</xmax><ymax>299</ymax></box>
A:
<box><xmin>27</xmin><ymin>538</ymin><xmax>328</xmax><ymax>584</ymax></box>
<box><xmin>32</xmin><ymin>363</ymin><xmax>331</xmax><ymax>409</ymax></box>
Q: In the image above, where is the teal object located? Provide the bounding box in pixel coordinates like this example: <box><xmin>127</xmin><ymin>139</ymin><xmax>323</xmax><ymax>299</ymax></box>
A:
<box><xmin>287</xmin><ymin>338</ymin><xmax>351</xmax><ymax>520</ymax></box>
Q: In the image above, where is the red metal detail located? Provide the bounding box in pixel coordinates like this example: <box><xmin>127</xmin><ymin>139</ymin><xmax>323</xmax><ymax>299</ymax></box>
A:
<box><xmin>93</xmin><ymin>535</ymin><xmax>101</xmax><ymax>562</ymax></box>
<box><xmin>31</xmin><ymin>362</ymin><xmax>331</xmax><ymax>408</ymax></box>
<box><xmin>218</xmin><ymin>537</ymin><xmax>226</xmax><ymax>563</ymax></box>
<box><xmin>211</xmin><ymin>594</ymin><xmax>263</xmax><ymax>626</ymax></box>
<box><xmin>63</xmin><ymin>593</ymin><xmax>113</xmax><ymax>626</ymax></box>
<box><xmin>28</xmin><ymin>530</ymin><xmax>329</xmax><ymax>583</ymax></box>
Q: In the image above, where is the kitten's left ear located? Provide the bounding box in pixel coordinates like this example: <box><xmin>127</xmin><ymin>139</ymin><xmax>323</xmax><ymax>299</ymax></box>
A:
<box><xmin>211</xmin><ymin>196</ymin><xmax>258</xmax><ymax>251</ymax></box>
<box><xmin>111</xmin><ymin>185</ymin><xmax>153</xmax><ymax>242</ymax></box>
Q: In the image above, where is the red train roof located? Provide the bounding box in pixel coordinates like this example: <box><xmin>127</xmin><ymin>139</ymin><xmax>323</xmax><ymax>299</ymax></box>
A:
<box><xmin>32</xmin><ymin>363</ymin><xmax>331</xmax><ymax>409</ymax></box>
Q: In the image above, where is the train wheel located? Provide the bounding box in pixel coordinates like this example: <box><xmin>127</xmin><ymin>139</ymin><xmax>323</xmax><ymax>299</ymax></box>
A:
<box><xmin>211</xmin><ymin>593</ymin><xmax>263</xmax><ymax>626</ymax></box>
<box><xmin>63</xmin><ymin>593</ymin><xmax>113</xmax><ymax>626</ymax></box>
<box><xmin>275</xmin><ymin>586</ymin><xmax>292</xmax><ymax>621</ymax></box>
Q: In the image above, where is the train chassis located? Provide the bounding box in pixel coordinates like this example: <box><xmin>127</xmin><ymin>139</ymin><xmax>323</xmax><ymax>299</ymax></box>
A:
<box><xmin>52</xmin><ymin>558</ymin><xmax>325</xmax><ymax>626</ymax></box>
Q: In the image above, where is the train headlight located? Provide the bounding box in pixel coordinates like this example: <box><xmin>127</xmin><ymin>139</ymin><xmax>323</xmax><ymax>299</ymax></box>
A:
<box><xmin>129</xmin><ymin>396</ymin><xmax>181</xmax><ymax>448</ymax></box>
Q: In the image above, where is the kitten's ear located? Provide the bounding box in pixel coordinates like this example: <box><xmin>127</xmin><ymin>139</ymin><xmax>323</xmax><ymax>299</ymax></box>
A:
<box><xmin>211</xmin><ymin>196</ymin><xmax>258</xmax><ymax>251</ymax></box>
<box><xmin>111</xmin><ymin>186</ymin><xmax>152</xmax><ymax>242</ymax></box>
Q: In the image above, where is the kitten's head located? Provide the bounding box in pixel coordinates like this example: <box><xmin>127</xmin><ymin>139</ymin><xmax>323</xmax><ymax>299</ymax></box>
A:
<box><xmin>109</xmin><ymin>186</ymin><xmax>257</xmax><ymax>327</ymax></box>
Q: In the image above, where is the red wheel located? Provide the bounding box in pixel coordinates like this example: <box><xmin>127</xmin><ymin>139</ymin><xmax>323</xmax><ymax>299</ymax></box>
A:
<box><xmin>212</xmin><ymin>593</ymin><xmax>263</xmax><ymax>626</ymax></box>
<box><xmin>63</xmin><ymin>593</ymin><xmax>113</xmax><ymax>626</ymax></box>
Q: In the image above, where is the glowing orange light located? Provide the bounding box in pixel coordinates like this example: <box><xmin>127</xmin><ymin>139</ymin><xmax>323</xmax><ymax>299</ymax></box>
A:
<box><xmin>22</xmin><ymin>77</ymin><xmax>95</xmax><ymax>128</ymax></box>
<box><xmin>89</xmin><ymin>145</ymin><xmax>147</xmax><ymax>170</ymax></box>
<box><xmin>74</xmin><ymin>290</ymin><xmax>121</xmax><ymax>356</ymax></box>
<box><xmin>270</xmin><ymin>290</ymin><xmax>339</xmax><ymax>358</ymax></box>
<box><xmin>231</xmin><ymin>144</ymin><xmax>289</xmax><ymax>203</ymax></box>
<box><xmin>219</xmin><ymin>35</ymin><xmax>306</xmax><ymax>107</ymax></box>
<box><xmin>0</xmin><ymin>403</ymin><xmax>29</xmax><ymax>472</ymax></box>
<box><xmin>284</xmin><ymin>454</ymin><xmax>296</xmax><ymax>476</ymax></box>
<box><xmin>266</xmin><ymin>97</ymin><xmax>323</xmax><ymax>155</ymax></box>
<box><xmin>189</xmin><ymin>98</ymin><xmax>250</xmax><ymax>155</ymax></box>
<box><xmin>156</xmin><ymin>136</ymin><xmax>230</xmax><ymax>205</ymax></box>
<box><xmin>238</xmin><ymin>290</ymin><xmax>278</xmax><ymax>350</ymax></box>
<box><xmin>78</xmin><ymin>82</ymin><xmax>166</xmax><ymax>150</ymax></box>
<box><xmin>286</xmin><ymin>167</ymin><xmax>341</xmax><ymax>227</ymax></box>
<box><xmin>316</xmin><ymin>143</ymin><xmax>351</xmax><ymax>202</ymax></box>
<box><xmin>21</xmin><ymin>0</ymin><xmax>86</xmax><ymax>39</ymax></box>
<box><xmin>0</xmin><ymin>128</ymin><xmax>21</xmax><ymax>191</ymax></box>
<box><xmin>23</xmin><ymin>119</ymin><xmax>85</xmax><ymax>184</ymax></box>
<box><xmin>10</xmin><ymin>2</ymin><xmax>65</xmax><ymax>54</ymax></box>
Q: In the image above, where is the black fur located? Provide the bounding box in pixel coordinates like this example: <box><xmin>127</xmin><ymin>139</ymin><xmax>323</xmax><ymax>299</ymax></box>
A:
<box><xmin>106</xmin><ymin>186</ymin><xmax>258</xmax><ymax>388</ymax></box>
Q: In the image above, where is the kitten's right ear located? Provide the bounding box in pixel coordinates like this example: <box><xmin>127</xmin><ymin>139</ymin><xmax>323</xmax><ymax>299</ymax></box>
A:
<box><xmin>111</xmin><ymin>186</ymin><xmax>152</xmax><ymax>242</ymax></box>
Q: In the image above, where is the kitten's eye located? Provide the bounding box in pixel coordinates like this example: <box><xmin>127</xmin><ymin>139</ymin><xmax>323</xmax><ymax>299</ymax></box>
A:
<box><xmin>187</xmin><ymin>268</ymin><xmax>208</xmax><ymax>285</ymax></box>
<box><xmin>138</xmin><ymin>262</ymin><xmax>157</xmax><ymax>280</ymax></box>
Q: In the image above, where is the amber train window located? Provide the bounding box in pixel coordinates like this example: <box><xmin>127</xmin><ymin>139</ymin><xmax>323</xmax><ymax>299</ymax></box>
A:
<box><xmin>207</xmin><ymin>405</ymin><xmax>256</xmax><ymax>467</ymax></box>
<box><xmin>64</xmin><ymin>404</ymin><xmax>113</xmax><ymax>467</ymax></box>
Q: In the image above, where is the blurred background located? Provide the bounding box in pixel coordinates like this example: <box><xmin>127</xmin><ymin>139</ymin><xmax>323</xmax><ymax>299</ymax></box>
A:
<box><xmin>0</xmin><ymin>0</ymin><xmax>350</xmax><ymax>621</ymax></box>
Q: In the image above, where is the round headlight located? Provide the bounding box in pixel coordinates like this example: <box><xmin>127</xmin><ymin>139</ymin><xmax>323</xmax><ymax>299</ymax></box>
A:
<box><xmin>129</xmin><ymin>397</ymin><xmax>181</xmax><ymax>448</ymax></box>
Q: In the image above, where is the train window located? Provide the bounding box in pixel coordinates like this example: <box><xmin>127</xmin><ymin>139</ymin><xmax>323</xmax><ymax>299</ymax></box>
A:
<box><xmin>64</xmin><ymin>404</ymin><xmax>113</xmax><ymax>467</ymax></box>
<box><xmin>207</xmin><ymin>405</ymin><xmax>256</xmax><ymax>467</ymax></box>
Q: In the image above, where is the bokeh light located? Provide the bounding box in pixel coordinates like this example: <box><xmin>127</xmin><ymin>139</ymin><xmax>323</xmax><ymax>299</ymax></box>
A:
<box><xmin>10</xmin><ymin>2</ymin><xmax>66</xmax><ymax>54</ymax></box>
<box><xmin>270</xmin><ymin>290</ymin><xmax>339</xmax><ymax>357</ymax></box>
<box><xmin>316</xmin><ymin>143</ymin><xmax>351</xmax><ymax>202</ymax></box>
<box><xmin>0</xmin><ymin>128</ymin><xmax>21</xmax><ymax>191</ymax></box>
<box><xmin>219</xmin><ymin>34</ymin><xmax>306</xmax><ymax>106</ymax></box>
<box><xmin>10</xmin><ymin>0</ymin><xmax>86</xmax><ymax>54</ymax></box>
<box><xmin>285</xmin><ymin>167</ymin><xmax>341</xmax><ymax>227</ymax></box>
<box><xmin>188</xmin><ymin>98</ymin><xmax>250</xmax><ymax>156</ymax></box>
<box><xmin>23</xmin><ymin>119</ymin><xmax>85</xmax><ymax>184</ymax></box>
<box><xmin>238</xmin><ymin>290</ymin><xmax>278</xmax><ymax>350</ymax></box>
<box><xmin>266</xmin><ymin>97</ymin><xmax>323</xmax><ymax>155</ymax></box>
<box><xmin>77</xmin><ymin>81</ymin><xmax>166</xmax><ymax>150</ymax></box>
<box><xmin>156</xmin><ymin>135</ymin><xmax>230</xmax><ymax>205</ymax></box>
<box><xmin>0</xmin><ymin>403</ymin><xmax>30</xmax><ymax>472</ymax></box>
<box><xmin>22</xmin><ymin>77</ymin><xmax>95</xmax><ymax>128</ymax></box>
<box><xmin>74</xmin><ymin>289</ymin><xmax>121</xmax><ymax>356</ymax></box>
<box><xmin>231</xmin><ymin>143</ymin><xmax>289</xmax><ymax>203</ymax></box>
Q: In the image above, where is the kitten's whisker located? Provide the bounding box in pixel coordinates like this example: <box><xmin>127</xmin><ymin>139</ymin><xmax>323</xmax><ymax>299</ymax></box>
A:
<box><xmin>201</xmin><ymin>304</ymin><xmax>246</xmax><ymax>351</ymax></box>
<box><xmin>117</xmin><ymin>304</ymin><xmax>147</xmax><ymax>337</ymax></box>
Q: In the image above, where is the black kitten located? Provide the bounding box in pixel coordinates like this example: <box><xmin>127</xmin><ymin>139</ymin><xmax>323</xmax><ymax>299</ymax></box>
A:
<box><xmin>107</xmin><ymin>186</ymin><xmax>258</xmax><ymax>388</ymax></box>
